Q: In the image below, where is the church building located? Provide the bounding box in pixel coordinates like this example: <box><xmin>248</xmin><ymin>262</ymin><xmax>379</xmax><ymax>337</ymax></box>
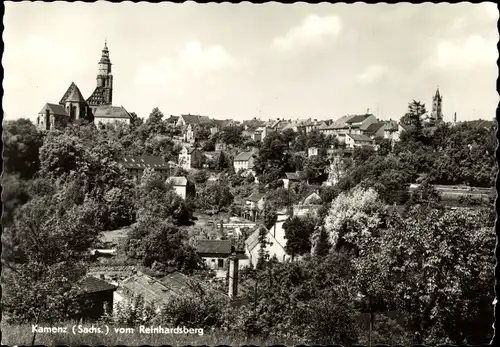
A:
<box><xmin>36</xmin><ymin>41</ymin><xmax>131</xmax><ymax>131</ymax></box>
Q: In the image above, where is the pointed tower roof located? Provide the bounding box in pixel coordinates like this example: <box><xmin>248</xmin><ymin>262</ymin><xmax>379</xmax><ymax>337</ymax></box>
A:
<box><xmin>434</xmin><ymin>87</ymin><xmax>442</xmax><ymax>100</ymax></box>
<box><xmin>59</xmin><ymin>82</ymin><xmax>85</xmax><ymax>104</ymax></box>
<box><xmin>99</xmin><ymin>39</ymin><xmax>111</xmax><ymax>64</ymax></box>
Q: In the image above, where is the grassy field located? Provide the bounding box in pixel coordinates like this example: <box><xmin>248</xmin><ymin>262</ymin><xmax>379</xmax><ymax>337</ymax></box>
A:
<box><xmin>1</xmin><ymin>322</ymin><xmax>293</xmax><ymax>346</ymax></box>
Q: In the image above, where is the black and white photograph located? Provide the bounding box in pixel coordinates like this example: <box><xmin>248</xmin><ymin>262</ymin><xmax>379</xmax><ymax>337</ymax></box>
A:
<box><xmin>1</xmin><ymin>1</ymin><xmax>498</xmax><ymax>346</ymax></box>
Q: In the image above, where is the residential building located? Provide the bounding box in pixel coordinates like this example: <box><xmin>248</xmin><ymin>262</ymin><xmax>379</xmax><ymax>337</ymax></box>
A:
<box><xmin>233</xmin><ymin>151</ymin><xmax>255</xmax><ymax>173</ymax></box>
<box><xmin>345</xmin><ymin>134</ymin><xmax>373</xmax><ymax>149</ymax></box>
<box><xmin>178</xmin><ymin>146</ymin><xmax>203</xmax><ymax>170</ymax></box>
<box><xmin>79</xmin><ymin>276</ymin><xmax>117</xmax><ymax>321</ymax></box>
<box><xmin>195</xmin><ymin>240</ymin><xmax>250</xmax><ymax>278</ymax></box>
<box><xmin>36</xmin><ymin>41</ymin><xmax>131</xmax><ymax>131</ymax></box>
<box><xmin>244</xmin><ymin>213</ymin><xmax>291</xmax><ymax>267</ymax></box>
<box><xmin>293</xmin><ymin>191</ymin><xmax>323</xmax><ymax>217</ymax></box>
<box><xmin>283</xmin><ymin>171</ymin><xmax>301</xmax><ymax>190</ymax></box>
<box><xmin>362</xmin><ymin>122</ymin><xmax>385</xmax><ymax>139</ymax></box>
<box><xmin>382</xmin><ymin>120</ymin><xmax>400</xmax><ymax>140</ymax></box>
<box><xmin>166</xmin><ymin>176</ymin><xmax>192</xmax><ymax>200</ymax></box>
<box><xmin>121</xmin><ymin>156</ymin><xmax>171</xmax><ymax>184</ymax></box>
<box><xmin>245</xmin><ymin>191</ymin><xmax>266</xmax><ymax>221</ymax></box>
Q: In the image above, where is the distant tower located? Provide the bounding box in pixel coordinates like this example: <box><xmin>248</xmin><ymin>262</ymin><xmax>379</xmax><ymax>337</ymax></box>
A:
<box><xmin>87</xmin><ymin>40</ymin><xmax>113</xmax><ymax>107</ymax></box>
<box><xmin>431</xmin><ymin>87</ymin><xmax>443</xmax><ymax>123</ymax></box>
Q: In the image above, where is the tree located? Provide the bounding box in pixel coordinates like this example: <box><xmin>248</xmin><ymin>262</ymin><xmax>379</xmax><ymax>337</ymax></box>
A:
<box><xmin>135</xmin><ymin>169</ymin><xmax>191</xmax><ymax>226</ymax></box>
<box><xmin>196</xmin><ymin>181</ymin><xmax>234</xmax><ymax>215</ymax></box>
<box><xmin>219</xmin><ymin>125</ymin><xmax>244</xmax><ymax>146</ymax></box>
<box><xmin>254</xmin><ymin>131</ymin><xmax>293</xmax><ymax>185</ymax></box>
<box><xmin>256</xmin><ymin>226</ymin><xmax>270</xmax><ymax>269</ymax></box>
<box><xmin>303</xmin><ymin>155</ymin><xmax>329</xmax><ymax>184</ymax></box>
<box><xmin>372</xmin><ymin>206</ymin><xmax>495</xmax><ymax>344</ymax></box>
<box><xmin>311</xmin><ymin>226</ymin><xmax>331</xmax><ymax>257</ymax></box>
<box><xmin>3</xmin><ymin>118</ymin><xmax>44</xmax><ymax>179</ymax></box>
<box><xmin>283</xmin><ymin>216</ymin><xmax>316</xmax><ymax>260</ymax></box>
<box><xmin>215</xmin><ymin>151</ymin><xmax>231</xmax><ymax>171</ymax></box>
<box><xmin>406</xmin><ymin>180</ymin><xmax>441</xmax><ymax>207</ymax></box>
<box><xmin>324</xmin><ymin>186</ymin><xmax>386</xmax><ymax>255</ymax></box>
<box><xmin>2</xmin><ymin>183</ymin><xmax>106</xmax><ymax>323</ymax></box>
<box><xmin>1</xmin><ymin>174</ymin><xmax>31</xmax><ymax>228</ymax></box>
<box><xmin>124</xmin><ymin>218</ymin><xmax>201</xmax><ymax>273</ymax></box>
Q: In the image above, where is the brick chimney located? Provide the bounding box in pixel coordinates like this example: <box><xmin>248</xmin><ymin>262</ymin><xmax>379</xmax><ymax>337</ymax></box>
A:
<box><xmin>228</xmin><ymin>247</ymin><xmax>239</xmax><ymax>298</ymax></box>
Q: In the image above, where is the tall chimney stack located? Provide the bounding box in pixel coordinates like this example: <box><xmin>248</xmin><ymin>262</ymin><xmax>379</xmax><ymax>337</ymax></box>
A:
<box><xmin>228</xmin><ymin>247</ymin><xmax>239</xmax><ymax>299</ymax></box>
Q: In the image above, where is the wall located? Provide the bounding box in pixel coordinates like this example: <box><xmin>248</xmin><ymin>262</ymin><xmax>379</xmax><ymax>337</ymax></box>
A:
<box><xmin>95</xmin><ymin>117</ymin><xmax>130</xmax><ymax>125</ymax></box>
<box><xmin>172</xmin><ymin>185</ymin><xmax>187</xmax><ymax>200</ymax></box>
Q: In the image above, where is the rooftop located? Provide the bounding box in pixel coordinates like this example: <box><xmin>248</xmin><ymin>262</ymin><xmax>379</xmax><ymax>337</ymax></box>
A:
<box><xmin>234</xmin><ymin>151</ymin><xmax>254</xmax><ymax>162</ymax></box>
<box><xmin>80</xmin><ymin>276</ymin><xmax>117</xmax><ymax>294</ymax></box>
<box><xmin>195</xmin><ymin>240</ymin><xmax>232</xmax><ymax>255</ymax></box>
<box><xmin>121</xmin><ymin>156</ymin><xmax>170</xmax><ymax>170</ymax></box>
<box><xmin>39</xmin><ymin>103</ymin><xmax>68</xmax><ymax>117</ymax></box>
<box><xmin>347</xmin><ymin>134</ymin><xmax>373</xmax><ymax>142</ymax></box>
<box><xmin>346</xmin><ymin>114</ymin><xmax>374</xmax><ymax>124</ymax></box>
<box><xmin>166</xmin><ymin>176</ymin><xmax>188</xmax><ymax>186</ymax></box>
<box><xmin>246</xmin><ymin>191</ymin><xmax>266</xmax><ymax>202</ymax></box>
<box><xmin>94</xmin><ymin>106</ymin><xmax>131</xmax><ymax>119</ymax></box>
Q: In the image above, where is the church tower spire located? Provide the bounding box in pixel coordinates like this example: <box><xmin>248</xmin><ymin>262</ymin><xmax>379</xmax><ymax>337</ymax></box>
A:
<box><xmin>431</xmin><ymin>87</ymin><xmax>443</xmax><ymax>123</ymax></box>
<box><xmin>95</xmin><ymin>40</ymin><xmax>113</xmax><ymax>105</ymax></box>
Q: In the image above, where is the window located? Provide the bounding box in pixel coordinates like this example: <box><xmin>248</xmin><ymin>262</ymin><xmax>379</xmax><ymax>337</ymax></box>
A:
<box><xmin>218</xmin><ymin>259</ymin><xmax>224</xmax><ymax>268</ymax></box>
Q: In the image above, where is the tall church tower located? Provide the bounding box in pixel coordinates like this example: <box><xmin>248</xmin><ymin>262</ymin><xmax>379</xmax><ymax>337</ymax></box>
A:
<box><xmin>87</xmin><ymin>40</ymin><xmax>113</xmax><ymax>107</ymax></box>
<box><xmin>431</xmin><ymin>88</ymin><xmax>443</xmax><ymax>123</ymax></box>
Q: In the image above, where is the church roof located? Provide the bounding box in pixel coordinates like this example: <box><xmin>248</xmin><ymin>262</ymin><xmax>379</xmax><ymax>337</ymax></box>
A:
<box><xmin>39</xmin><ymin>103</ymin><xmax>68</xmax><ymax>116</ymax></box>
<box><xmin>94</xmin><ymin>105</ymin><xmax>131</xmax><ymax>119</ymax></box>
<box><xmin>66</xmin><ymin>84</ymin><xmax>86</xmax><ymax>103</ymax></box>
<box><xmin>59</xmin><ymin>82</ymin><xmax>85</xmax><ymax>105</ymax></box>
<box><xmin>87</xmin><ymin>87</ymin><xmax>109</xmax><ymax>106</ymax></box>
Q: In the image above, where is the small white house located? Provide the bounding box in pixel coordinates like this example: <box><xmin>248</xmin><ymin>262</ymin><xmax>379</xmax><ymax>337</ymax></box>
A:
<box><xmin>166</xmin><ymin>176</ymin><xmax>188</xmax><ymax>200</ymax></box>
<box><xmin>233</xmin><ymin>151</ymin><xmax>255</xmax><ymax>173</ymax></box>
<box><xmin>244</xmin><ymin>213</ymin><xmax>291</xmax><ymax>267</ymax></box>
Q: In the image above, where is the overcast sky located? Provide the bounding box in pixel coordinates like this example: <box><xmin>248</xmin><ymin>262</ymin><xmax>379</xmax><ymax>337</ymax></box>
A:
<box><xmin>3</xmin><ymin>2</ymin><xmax>498</xmax><ymax>123</ymax></box>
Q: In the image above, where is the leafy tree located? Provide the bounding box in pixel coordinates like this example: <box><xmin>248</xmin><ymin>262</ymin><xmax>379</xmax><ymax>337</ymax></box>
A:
<box><xmin>373</xmin><ymin>206</ymin><xmax>495</xmax><ymax>344</ymax></box>
<box><xmin>324</xmin><ymin>186</ymin><xmax>386</xmax><ymax>255</ymax></box>
<box><xmin>262</xmin><ymin>201</ymin><xmax>277</xmax><ymax>230</ymax></box>
<box><xmin>374</xmin><ymin>137</ymin><xmax>392</xmax><ymax>156</ymax></box>
<box><xmin>3</xmin><ymin>118</ymin><xmax>44</xmax><ymax>179</ymax></box>
<box><xmin>219</xmin><ymin>125</ymin><xmax>244</xmax><ymax>146</ymax></box>
<box><xmin>311</xmin><ymin>226</ymin><xmax>331</xmax><ymax>257</ymax></box>
<box><xmin>135</xmin><ymin>169</ymin><xmax>191</xmax><ymax>226</ymax></box>
<box><xmin>215</xmin><ymin>151</ymin><xmax>231</xmax><ymax>171</ymax></box>
<box><xmin>124</xmin><ymin>217</ymin><xmax>201</xmax><ymax>273</ymax></box>
<box><xmin>195</xmin><ymin>125</ymin><xmax>212</xmax><ymax>142</ymax></box>
<box><xmin>254</xmin><ymin>131</ymin><xmax>294</xmax><ymax>185</ymax></box>
<box><xmin>283</xmin><ymin>216</ymin><xmax>316</xmax><ymax>259</ymax></box>
<box><xmin>303</xmin><ymin>155</ymin><xmax>329</xmax><ymax>184</ymax></box>
<box><xmin>406</xmin><ymin>180</ymin><xmax>441</xmax><ymax>207</ymax></box>
<box><xmin>196</xmin><ymin>181</ymin><xmax>234</xmax><ymax>215</ymax></box>
<box><xmin>1</xmin><ymin>174</ymin><xmax>31</xmax><ymax>228</ymax></box>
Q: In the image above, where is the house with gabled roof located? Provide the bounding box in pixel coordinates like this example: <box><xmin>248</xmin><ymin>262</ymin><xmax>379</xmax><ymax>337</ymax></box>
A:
<box><xmin>362</xmin><ymin>122</ymin><xmax>385</xmax><ymax>139</ymax></box>
<box><xmin>121</xmin><ymin>156</ymin><xmax>171</xmax><ymax>183</ymax></box>
<box><xmin>233</xmin><ymin>151</ymin><xmax>255</xmax><ymax>174</ymax></box>
<box><xmin>179</xmin><ymin>146</ymin><xmax>203</xmax><ymax>170</ymax></box>
<box><xmin>166</xmin><ymin>176</ymin><xmax>193</xmax><ymax>200</ymax></box>
<box><xmin>79</xmin><ymin>276</ymin><xmax>117</xmax><ymax>320</ymax></box>
<box><xmin>345</xmin><ymin>133</ymin><xmax>374</xmax><ymax>149</ymax></box>
<box><xmin>244</xmin><ymin>212</ymin><xmax>291</xmax><ymax>267</ymax></box>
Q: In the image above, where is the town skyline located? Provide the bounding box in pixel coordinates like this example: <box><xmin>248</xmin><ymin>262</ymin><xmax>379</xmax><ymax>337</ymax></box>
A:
<box><xmin>3</xmin><ymin>2</ymin><xmax>498</xmax><ymax>123</ymax></box>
